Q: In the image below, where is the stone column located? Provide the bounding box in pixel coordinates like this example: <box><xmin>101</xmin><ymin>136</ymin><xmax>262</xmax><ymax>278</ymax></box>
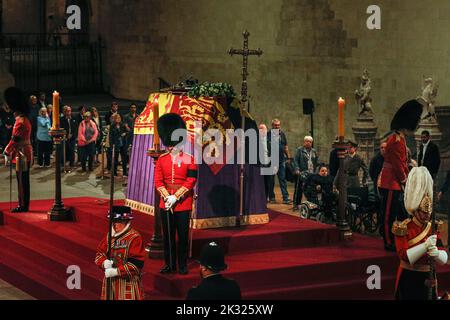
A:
<box><xmin>352</xmin><ymin>115</ymin><xmax>378</xmax><ymax>166</ymax></box>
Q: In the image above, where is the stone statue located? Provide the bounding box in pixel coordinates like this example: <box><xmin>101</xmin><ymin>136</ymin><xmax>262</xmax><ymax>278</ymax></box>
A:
<box><xmin>355</xmin><ymin>70</ymin><xmax>374</xmax><ymax>117</ymax></box>
<box><xmin>419</xmin><ymin>76</ymin><xmax>438</xmax><ymax>122</ymax></box>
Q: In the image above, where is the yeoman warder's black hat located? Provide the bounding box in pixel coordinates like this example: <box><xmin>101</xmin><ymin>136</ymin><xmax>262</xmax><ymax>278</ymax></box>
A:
<box><xmin>157</xmin><ymin>113</ymin><xmax>187</xmax><ymax>147</ymax></box>
<box><xmin>106</xmin><ymin>206</ymin><xmax>133</xmax><ymax>221</ymax></box>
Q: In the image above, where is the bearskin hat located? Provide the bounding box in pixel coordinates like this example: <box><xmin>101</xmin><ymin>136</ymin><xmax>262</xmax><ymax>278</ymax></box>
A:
<box><xmin>157</xmin><ymin>113</ymin><xmax>187</xmax><ymax>147</ymax></box>
<box><xmin>3</xmin><ymin>87</ymin><xmax>30</xmax><ymax>115</ymax></box>
<box><xmin>390</xmin><ymin>100</ymin><xmax>423</xmax><ymax>132</ymax></box>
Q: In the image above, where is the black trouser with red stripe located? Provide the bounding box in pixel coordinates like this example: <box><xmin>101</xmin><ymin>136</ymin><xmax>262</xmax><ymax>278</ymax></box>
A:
<box><xmin>161</xmin><ymin>210</ymin><xmax>190</xmax><ymax>270</ymax></box>
<box><xmin>16</xmin><ymin>162</ymin><xmax>31</xmax><ymax>210</ymax></box>
<box><xmin>395</xmin><ymin>269</ymin><xmax>436</xmax><ymax>300</ymax></box>
<box><xmin>379</xmin><ymin>188</ymin><xmax>407</xmax><ymax>248</ymax></box>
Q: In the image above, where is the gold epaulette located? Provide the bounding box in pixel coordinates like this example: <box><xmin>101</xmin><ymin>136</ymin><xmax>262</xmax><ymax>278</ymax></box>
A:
<box><xmin>392</xmin><ymin>219</ymin><xmax>410</xmax><ymax>237</ymax></box>
<box><xmin>159</xmin><ymin>151</ymin><xmax>170</xmax><ymax>158</ymax></box>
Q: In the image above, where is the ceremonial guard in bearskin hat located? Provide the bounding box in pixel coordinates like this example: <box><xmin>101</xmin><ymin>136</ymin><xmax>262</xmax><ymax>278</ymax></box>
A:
<box><xmin>393</xmin><ymin>167</ymin><xmax>448</xmax><ymax>300</ymax></box>
<box><xmin>155</xmin><ymin>113</ymin><xmax>198</xmax><ymax>275</ymax></box>
<box><xmin>95</xmin><ymin>206</ymin><xmax>145</xmax><ymax>300</ymax></box>
<box><xmin>378</xmin><ymin>100</ymin><xmax>423</xmax><ymax>251</ymax></box>
<box><xmin>3</xmin><ymin>87</ymin><xmax>33</xmax><ymax>213</ymax></box>
<box><xmin>187</xmin><ymin>242</ymin><xmax>241</xmax><ymax>300</ymax></box>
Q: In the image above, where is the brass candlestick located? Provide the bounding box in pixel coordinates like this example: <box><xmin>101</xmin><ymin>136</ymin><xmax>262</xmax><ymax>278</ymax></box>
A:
<box><xmin>48</xmin><ymin>128</ymin><xmax>73</xmax><ymax>221</ymax></box>
<box><xmin>333</xmin><ymin>137</ymin><xmax>352</xmax><ymax>239</ymax></box>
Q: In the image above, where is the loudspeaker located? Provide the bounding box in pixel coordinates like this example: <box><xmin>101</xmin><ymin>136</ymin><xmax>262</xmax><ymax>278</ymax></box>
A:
<box><xmin>303</xmin><ymin>99</ymin><xmax>314</xmax><ymax>115</ymax></box>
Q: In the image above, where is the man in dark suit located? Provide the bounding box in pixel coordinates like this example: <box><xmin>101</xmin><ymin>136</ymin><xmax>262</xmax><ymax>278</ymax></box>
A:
<box><xmin>186</xmin><ymin>242</ymin><xmax>241</xmax><ymax>300</ymax></box>
<box><xmin>418</xmin><ymin>130</ymin><xmax>440</xmax><ymax>179</ymax></box>
<box><xmin>60</xmin><ymin>106</ymin><xmax>78</xmax><ymax>167</ymax></box>
<box><xmin>369</xmin><ymin>141</ymin><xmax>387</xmax><ymax>187</ymax></box>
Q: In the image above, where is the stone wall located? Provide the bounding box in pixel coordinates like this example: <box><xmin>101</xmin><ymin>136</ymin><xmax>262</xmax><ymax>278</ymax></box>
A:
<box><xmin>2</xmin><ymin>0</ymin><xmax>41</xmax><ymax>34</ymax></box>
<box><xmin>89</xmin><ymin>0</ymin><xmax>359</xmax><ymax>160</ymax></box>
<box><xmin>4</xmin><ymin>0</ymin><xmax>450</xmax><ymax>164</ymax></box>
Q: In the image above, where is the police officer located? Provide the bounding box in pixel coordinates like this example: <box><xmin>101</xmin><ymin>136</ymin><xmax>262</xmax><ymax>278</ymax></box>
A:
<box><xmin>186</xmin><ymin>242</ymin><xmax>241</xmax><ymax>300</ymax></box>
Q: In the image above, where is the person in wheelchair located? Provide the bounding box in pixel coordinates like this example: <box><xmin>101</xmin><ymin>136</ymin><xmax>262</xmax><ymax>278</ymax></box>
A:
<box><xmin>301</xmin><ymin>165</ymin><xmax>337</xmax><ymax>222</ymax></box>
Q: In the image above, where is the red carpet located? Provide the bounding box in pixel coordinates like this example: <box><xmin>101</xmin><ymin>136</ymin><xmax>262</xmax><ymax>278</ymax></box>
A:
<box><xmin>1</xmin><ymin>197</ymin><xmax>450</xmax><ymax>300</ymax></box>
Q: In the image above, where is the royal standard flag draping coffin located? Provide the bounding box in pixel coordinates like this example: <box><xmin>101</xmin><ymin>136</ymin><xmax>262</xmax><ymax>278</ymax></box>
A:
<box><xmin>125</xmin><ymin>92</ymin><xmax>268</xmax><ymax>229</ymax></box>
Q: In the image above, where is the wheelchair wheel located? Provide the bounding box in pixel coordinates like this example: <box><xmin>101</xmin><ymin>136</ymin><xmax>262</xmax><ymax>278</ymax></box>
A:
<box><xmin>363</xmin><ymin>211</ymin><xmax>379</xmax><ymax>234</ymax></box>
<box><xmin>316</xmin><ymin>212</ymin><xmax>326</xmax><ymax>223</ymax></box>
<box><xmin>300</xmin><ymin>204</ymin><xmax>311</xmax><ymax>219</ymax></box>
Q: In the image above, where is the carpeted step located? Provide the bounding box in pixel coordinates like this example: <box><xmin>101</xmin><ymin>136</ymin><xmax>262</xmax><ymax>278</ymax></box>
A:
<box><xmin>0</xmin><ymin>240</ymin><xmax>98</xmax><ymax>300</ymax></box>
<box><xmin>152</xmin><ymin>240</ymin><xmax>400</xmax><ymax>297</ymax></box>
<box><xmin>243</xmin><ymin>275</ymin><xmax>397</xmax><ymax>300</ymax></box>
<box><xmin>0</xmin><ymin>228</ymin><xmax>103</xmax><ymax>298</ymax></box>
<box><xmin>0</xmin><ymin>198</ymin><xmax>342</xmax><ymax>257</ymax></box>
<box><xmin>69</xmin><ymin>199</ymin><xmax>342</xmax><ymax>256</ymax></box>
<box><xmin>0</xmin><ymin>227</ymin><xmax>175</xmax><ymax>300</ymax></box>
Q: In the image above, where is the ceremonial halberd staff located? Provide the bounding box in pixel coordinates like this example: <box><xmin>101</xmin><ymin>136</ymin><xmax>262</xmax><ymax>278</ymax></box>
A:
<box><xmin>229</xmin><ymin>30</ymin><xmax>263</xmax><ymax>227</ymax></box>
<box><xmin>106</xmin><ymin>144</ymin><xmax>115</xmax><ymax>300</ymax></box>
<box><xmin>428</xmin><ymin>198</ymin><xmax>437</xmax><ymax>300</ymax></box>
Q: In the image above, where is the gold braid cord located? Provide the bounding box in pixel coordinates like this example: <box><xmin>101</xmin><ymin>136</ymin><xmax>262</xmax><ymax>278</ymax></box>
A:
<box><xmin>157</xmin><ymin>187</ymin><xmax>170</xmax><ymax>200</ymax></box>
<box><xmin>174</xmin><ymin>186</ymin><xmax>189</xmax><ymax>201</ymax></box>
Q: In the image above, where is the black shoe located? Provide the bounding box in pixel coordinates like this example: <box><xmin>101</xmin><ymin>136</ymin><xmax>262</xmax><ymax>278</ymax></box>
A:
<box><xmin>179</xmin><ymin>267</ymin><xmax>188</xmax><ymax>275</ymax></box>
<box><xmin>11</xmin><ymin>206</ymin><xmax>28</xmax><ymax>213</ymax></box>
<box><xmin>160</xmin><ymin>265</ymin><xmax>176</xmax><ymax>274</ymax></box>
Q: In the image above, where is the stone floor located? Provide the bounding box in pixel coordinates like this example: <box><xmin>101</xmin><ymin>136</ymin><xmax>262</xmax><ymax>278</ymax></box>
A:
<box><xmin>0</xmin><ymin>279</ymin><xmax>34</xmax><ymax>300</ymax></box>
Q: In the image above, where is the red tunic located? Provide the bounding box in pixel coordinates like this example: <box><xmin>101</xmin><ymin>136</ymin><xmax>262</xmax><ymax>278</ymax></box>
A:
<box><xmin>393</xmin><ymin>217</ymin><xmax>445</xmax><ymax>290</ymax></box>
<box><xmin>95</xmin><ymin>226</ymin><xmax>145</xmax><ymax>300</ymax></box>
<box><xmin>378</xmin><ymin>132</ymin><xmax>408</xmax><ymax>191</ymax></box>
<box><xmin>154</xmin><ymin>151</ymin><xmax>198</xmax><ymax>212</ymax></box>
<box><xmin>4</xmin><ymin>115</ymin><xmax>33</xmax><ymax>164</ymax></box>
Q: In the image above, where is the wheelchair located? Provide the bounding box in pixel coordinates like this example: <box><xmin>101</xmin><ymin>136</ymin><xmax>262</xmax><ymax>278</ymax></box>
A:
<box><xmin>346</xmin><ymin>185</ymin><xmax>379</xmax><ymax>234</ymax></box>
<box><xmin>300</xmin><ymin>185</ymin><xmax>338</xmax><ymax>224</ymax></box>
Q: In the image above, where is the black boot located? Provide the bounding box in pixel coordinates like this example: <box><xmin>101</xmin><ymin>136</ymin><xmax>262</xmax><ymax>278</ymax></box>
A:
<box><xmin>160</xmin><ymin>265</ymin><xmax>176</xmax><ymax>274</ymax></box>
<box><xmin>11</xmin><ymin>206</ymin><xmax>28</xmax><ymax>213</ymax></box>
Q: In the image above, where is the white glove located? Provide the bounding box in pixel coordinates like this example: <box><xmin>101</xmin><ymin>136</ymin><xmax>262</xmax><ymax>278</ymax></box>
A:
<box><xmin>407</xmin><ymin>242</ymin><xmax>428</xmax><ymax>265</ymax></box>
<box><xmin>102</xmin><ymin>259</ymin><xmax>114</xmax><ymax>269</ymax></box>
<box><xmin>407</xmin><ymin>235</ymin><xmax>439</xmax><ymax>265</ymax></box>
<box><xmin>427</xmin><ymin>245</ymin><xmax>439</xmax><ymax>258</ymax></box>
<box><xmin>105</xmin><ymin>268</ymin><xmax>119</xmax><ymax>278</ymax></box>
<box><xmin>425</xmin><ymin>235</ymin><xmax>437</xmax><ymax>248</ymax></box>
<box><xmin>165</xmin><ymin>195</ymin><xmax>177</xmax><ymax>210</ymax></box>
<box><xmin>428</xmin><ymin>245</ymin><xmax>448</xmax><ymax>265</ymax></box>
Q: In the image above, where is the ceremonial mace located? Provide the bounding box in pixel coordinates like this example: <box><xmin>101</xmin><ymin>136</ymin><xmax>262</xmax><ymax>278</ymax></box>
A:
<box><xmin>106</xmin><ymin>144</ymin><xmax>116</xmax><ymax>300</ymax></box>
<box><xmin>229</xmin><ymin>29</ymin><xmax>263</xmax><ymax>227</ymax></box>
